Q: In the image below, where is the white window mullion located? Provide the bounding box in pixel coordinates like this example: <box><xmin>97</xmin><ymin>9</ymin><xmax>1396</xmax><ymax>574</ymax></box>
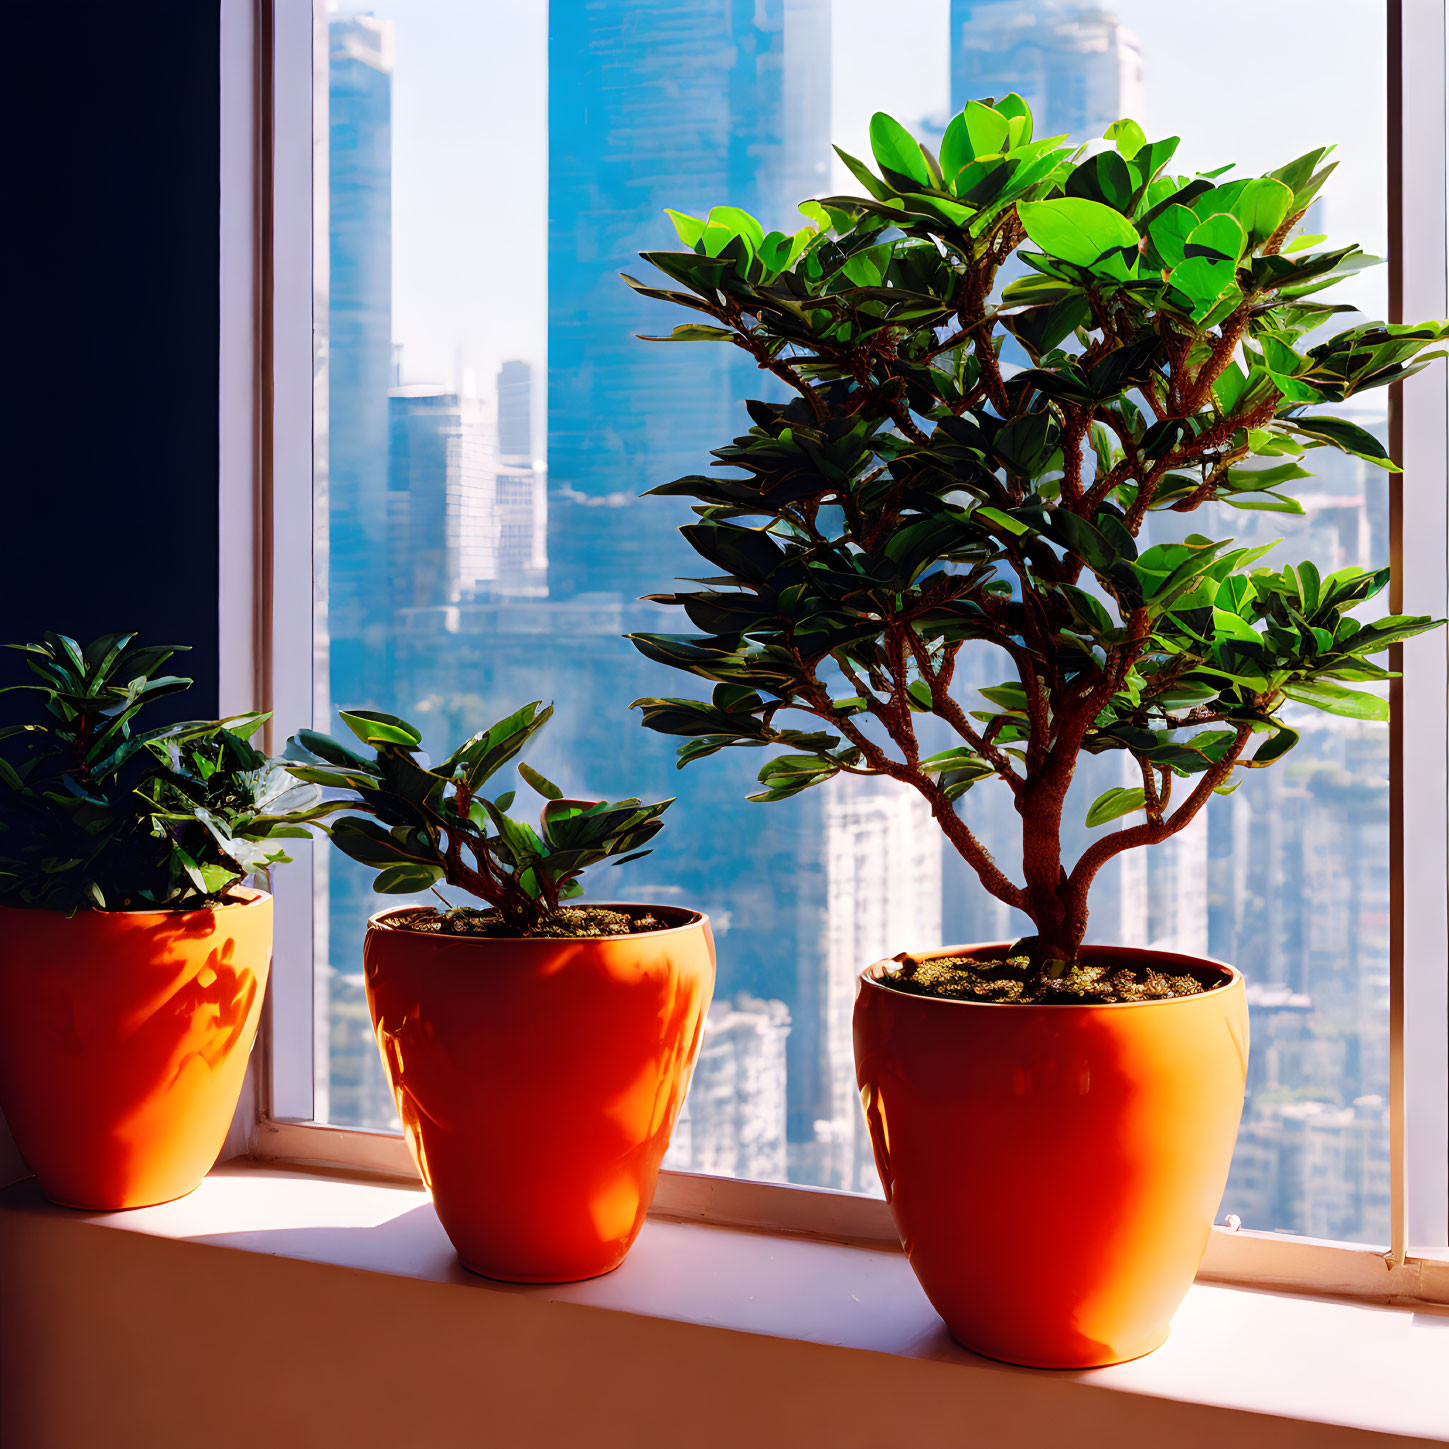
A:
<box><xmin>266</xmin><ymin>0</ymin><xmax>325</xmax><ymax>1124</ymax></box>
<box><xmin>1394</xmin><ymin>0</ymin><xmax>1449</xmax><ymax>1257</ymax></box>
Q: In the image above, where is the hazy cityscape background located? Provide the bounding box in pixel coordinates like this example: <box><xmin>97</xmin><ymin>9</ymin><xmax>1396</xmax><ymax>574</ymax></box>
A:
<box><xmin>313</xmin><ymin>0</ymin><xmax>1393</xmax><ymax>1243</ymax></box>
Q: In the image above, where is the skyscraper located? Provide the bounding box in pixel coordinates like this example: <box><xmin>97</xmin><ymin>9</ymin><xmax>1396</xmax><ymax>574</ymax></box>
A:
<box><xmin>950</xmin><ymin>1</ymin><xmax>1144</xmax><ymax>139</ymax></box>
<box><xmin>494</xmin><ymin>360</ymin><xmax>548</xmax><ymax>599</ymax></box>
<box><xmin>323</xmin><ymin>15</ymin><xmax>397</xmax><ymax>1129</ymax></box>
<box><xmin>666</xmin><ymin>994</ymin><xmax>791</xmax><ymax>1181</ymax></box>
<box><xmin>328</xmin><ymin>16</ymin><xmax>395</xmax><ymax>696</ymax></box>
<box><xmin>546</xmin><ymin>0</ymin><xmax>833</xmax><ymax>602</ymax></box>
<box><xmin>790</xmin><ymin>776</ymin><xmax>944</xmax><ymax>1192</ymax></box>
<box><xmin>386</xmin><ymin>386</ymin><xmax>498</xmax><ymax>611</ymax></box>
<box><xmin>497</xmin><ymin>359</ymin><xmax>538</xmax><ymax>464</ymax></box>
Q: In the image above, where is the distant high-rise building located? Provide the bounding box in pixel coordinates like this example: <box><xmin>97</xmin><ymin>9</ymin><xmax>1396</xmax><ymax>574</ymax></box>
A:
<box><xmin>790</xmin><ymin>777</ymin><xmax>943</xmax><ymax>1192</ymax></box>
<box><xmin>666</xmin><ymin>994</ymin><xmax>791</xmax><ymax>1181</ymax></box>
<box><xmin>386</xmin><ymin>387</ymin><xmax>498</xmax><ymax>611</ymax></box>
<box><xmin>323</xmin><ymin>15</ymin><xmax>397</xmax><ymax>1129</ymax></box>
<box><xmin>328</xmin><ymin>16</ymin><xmax>394</xmax><ymax>678</ymax></box>
<box><xmin>546</xmin><ymin>0</ymin><xmax>832</xmax><ymax>602</ymax></box>
<box><xmin>494</xmin><ymin>361</ymin><xmax>548</xmax><ymax>598</ymax></box>
<box><xmin>950</xmin><ymin>1</ymin><xmax>1144</xmax><ymax>139</ymax></box>
<box><xmin>494</xmin><ymin>463</ymin><xmax>549</xmax><ymax>600</ymax></box>
<box><xmin>497</xmin><ymin>359</ymin><xmax>537</xmax><ymax>464</ymax></box>
<box><xmin>1223</xmin><ymin>1096</ymin><xmax>1389</xmax><ymax>1242</ymax></box>
<box><xmin>1149</xmin><ymin>816</ymin><xmax>1209</xmax><ymax>954</ymax></box>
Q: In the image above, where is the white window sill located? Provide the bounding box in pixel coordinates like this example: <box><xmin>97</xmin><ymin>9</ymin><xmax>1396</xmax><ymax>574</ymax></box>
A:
<box><xmin>2</xmin><ymin>1161</ymin><xmax>1447</xmax><ymax>1449</ymax></box>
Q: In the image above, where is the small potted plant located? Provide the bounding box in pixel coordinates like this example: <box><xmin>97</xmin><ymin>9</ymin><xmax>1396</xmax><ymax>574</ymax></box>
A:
<box><xmin>286</xmin><ymin>701</ymin><xmax>714</xmax><ymax>1282</ymax></box>
<box><xmin>626</xmin><ymin>98</ymin><xmax>1447</xmax><ymax>1364</ymax></box>
<box><xmin>0</xmin><ymin>632</ymin><xmax>318</xmax><ymax>1209</ymax></box>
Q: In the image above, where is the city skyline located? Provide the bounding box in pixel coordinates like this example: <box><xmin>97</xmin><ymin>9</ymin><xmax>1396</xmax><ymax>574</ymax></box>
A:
<box><xmin>320</xmin><ymin>0</ymin><xmax>1397</xmax><ymax>1239</ymax></box>
<box><xmin>367</xmin><ymin>0</ymin><xmax>1386</xmax><ymax>392</ymax></box>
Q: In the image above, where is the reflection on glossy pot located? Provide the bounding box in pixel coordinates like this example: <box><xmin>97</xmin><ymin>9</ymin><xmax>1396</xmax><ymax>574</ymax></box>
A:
<box><xmin>854</xmin><ymin>942</ymin><xmax>1248</xmax><ymax>1369</ymax></box>
<box><xmin>0</xmin><ymin>889</ymin><xmax>273</xmax><ymax>1210</ymax></box>
<box><xmin>364</xmin><ymin>904</ymin><xmax>715</xmax><ymax>1283</ymax></box>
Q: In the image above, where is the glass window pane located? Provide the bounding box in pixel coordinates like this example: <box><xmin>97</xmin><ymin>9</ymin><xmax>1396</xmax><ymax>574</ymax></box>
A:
<box><xmin>316</xmin><ymin>0</ymin><xmax>1390</xmax><ymax>1243</ymax></box>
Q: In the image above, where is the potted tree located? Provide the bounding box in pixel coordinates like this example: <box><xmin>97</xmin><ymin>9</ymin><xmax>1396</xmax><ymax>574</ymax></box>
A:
<box><xmin>285</xmin><ymin>701</ymin><xmax>714</xmax><ymax>1282</ymax></box>
<box><xmin>0</xmin><ymin>633</ymin><xmax>318</xmax><ymax>1209</ymax></box>
<box><xmin>624</xmin><ymin>98</ymin><xmax>1448</xmax><ymax>1365</ymax></box>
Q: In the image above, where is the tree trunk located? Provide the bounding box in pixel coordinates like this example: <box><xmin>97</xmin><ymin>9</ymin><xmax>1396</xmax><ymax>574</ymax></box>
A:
<box><xmin>1016</xmin><ymin>768</ymin><xmax>1086</xmax><ymax>973</ymax></box>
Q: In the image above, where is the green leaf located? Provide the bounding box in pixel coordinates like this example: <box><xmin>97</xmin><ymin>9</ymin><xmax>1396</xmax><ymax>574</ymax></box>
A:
<box><xmin>1223</xmin><ymin>494</ymin><xmax>1305</xmax><ymax>514</ymax></box>
<box><xmin>1147</xmin><ymin>204</ymin><xmax>1198</xmax><ymax>270</ymax></box>
<box><xmin>1105</xmin><ymin>118</ymin><xmax>1146</xmax><ymax>160</ymax></box>
<box><xmin>938</xmin><ymin>112</ymin><xmax>973</xmax><ymax>188</ymax></box>
<box><xmin>1017</xmin><ymin>197</ymin><xmax>1141</xmax><ymax>278</ymax></box>
<box><xmin>995</xmin><ymin>92</ymin><xmax>1033</xmax><ymax>145</ymax></box>
<box><xmin>869</xmin><ymin>112</ymin><xmax>932</xmax><ymax>188</ymax></box>
<box><xmin>975</xmin><ymin>505</ymin><xmax>1030</xmax><ymax>536</ymax></box>
<box><xmin>1289</xmin><ymin>415</ymin><xmax>1397</xmax><ymax>471</ymax></box>
<box><xmin>374</xmin><ymin>862</ymin><xmax>445</xmax><ymax>894</ymax></box>
<box><xmin>1086</xmin><ymin>787</ymin><xmax>1148</xmax><ymax>828</ymax></box>
<box><xmin>1186</xmin><ymin>211</ymin><xmax>1246</xmax><ymax>261</ymax></box>
<box><xmin>833</xmin><ymin>146</ymin><xmax>896</xmax><ymax>203</ymax></box>
<box><xmin>517</xmin><ymin>761</ymin><xmax>563</xmax><ymax>800</ymax></box>
<box><xmin>639</xmin><ymin>324</ymin><xmax>737</xmax><ymax>342</ymax></box>
<box><xmin>445</xmin><ymin>701</ymin><xmax>555</xmax><ymax>792</ymax></box>
<box><xmin>1340</xmin><ymin>614</ymin><xmax>1441</xmax><ymax>653</ymax></box>
<box><xmin>707</xmin><ymin>205</ymin><xmax>765</xmax><ymax>249</ymax></box>
<box><xmin>290</xmin><ymin>730</ymin><xmax>369</xmax><ymax>770</ymax></box>
<box><xmin>1249</xmin><ymin>726</ymin><xmax>1299</xmax><ymax>766</ymax></box>
<box><xmin>330</xmin><ymin>817</ymin><xmax>438</xmax><ymax>870</ymax></box>
<box><xmin>1168</xmin><ymin>213</ymin><xmax>1245</xmax><ymax>312</ymax></box>
<box><xmin>665</xmin><ymin>209</ymin><xmax>705</xmax><ymax>248</ymax></box>
<box><xmin>339</xmin><ymin>710</ymin><xmax>423</xmax><ymax>749</ymax></box>
<box><xmin>1214</xmin><ymin>360</ymin><xmax>1250</xmax><ymax>412</ymax></box>
<box><xmin>1232</xmin><ymin>177</ymin><xmax>1293</xmax><ymax>247</ymax></box>
<box><xmin>1280</xmin><ymin>680</ymin><xmax>1389</xmax><ymax>720</ymax></box>
<box><xmin>961</xmin><ymin>100</ymin><xmax>1010</xmax><ymax>161</ymax></box>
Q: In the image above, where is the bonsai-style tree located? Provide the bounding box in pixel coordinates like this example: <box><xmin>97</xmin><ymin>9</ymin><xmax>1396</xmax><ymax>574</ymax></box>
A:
<box><xmin>0</xmin><ymin>633</ymin><xmax>319</xmax><ymax>911</ymax></box>
<box><xmin>625</xmin><ymin>98</ymin><xmax>1447</xmax><ymax>977</ymax></box>
<box><xmin>285</xmin><ymin>703</ymin><xmax>673</xmax><ymax>934</ymax></box>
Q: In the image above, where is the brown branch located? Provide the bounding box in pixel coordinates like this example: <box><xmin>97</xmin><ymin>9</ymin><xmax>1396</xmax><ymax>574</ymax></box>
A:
<box><xmin>1182</xmin><ymin>306</ymin><xmax>1250</xmax><ymax>414</ymax></box>
<box><xmin>975</xmin><ymin>329</ymin><xmax>1010</xmax><ymax>415</ymax></box>
<box><xmin>1138</xmin><ymin>753</ymin><xmax>1163</xmax><ymax>824</ymax></box>
<box><xmin>1123</xmin><ymin>453</ymin><xmax>1176</xmax><ymax>533</ymax></box>
<box><xmin>1261</xmin><ymin>207</ymin><xmax>1307</xmax><ymax>258</ymax></box>
<box><xmin>1060</xmin><ymin>407</ymin><xmax>1089</xmax><ymax>506</ymax></box>
<box><xmin>733</xmin><ymin>331</ymin><xmax>828</xmax><ymax>427</ymax></box>
<box><xmin>1067</xmin><ymin>724</ymin><xmax>1253</xmax><ymax>897</ymax></box>
<box><xmin>960</xmin><ymin>265</ymin><xmax>1010</xmax><ymax>415</ymax></box>
<box><xmin>1168</xmin><ymin>442</ymin><xmax>1251</xmax><ymax>513</ymax></box>
<box><xmin>903</xmin><ymin>628</ymin><xmax>1023</xmax><ymax>794</ymax></box>
<box><xmin>794</xmin><ymin>668</ymin><xmax>1028</xmax><ymax>914</ymax></box>
<box><xmin>1156</xmin><ymin>765</ymin><xmax>1173</xmax><ymax>813</ymax></box>
<box><xmin>1082</xmin><ymin>411</ymin><xmax>1144</xmax><ymax>514</ymax></box>
<box><xmin>886</xmin><ymin>398</ymin><xmax>931</xmax><ymax>446</ymax></box>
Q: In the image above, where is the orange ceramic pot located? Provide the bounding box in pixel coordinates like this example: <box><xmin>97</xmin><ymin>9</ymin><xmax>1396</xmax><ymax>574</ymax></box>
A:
<box><xmin>0</xmin><ymin>889</ymin><xmax>273</xmax><ymax>1210</ymax></box>
<box><xmin>364</xmin><ymin>903</ymin><xmax>715</xmax><ymax>1282</ymax></box>
<box><xmin>854</xmin><ymin>942</ymin><xmax>1248</xmax><ymax>1369</ymax></box>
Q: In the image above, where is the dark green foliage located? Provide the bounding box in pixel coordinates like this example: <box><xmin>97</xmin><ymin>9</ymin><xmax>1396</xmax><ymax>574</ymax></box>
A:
<box><xmin>624</xmin><ymin>97</ymin><xmax>1448</xmax><ymax>967</ymax></box>
<box><xmin>0</xmin><ymin>633</ymin><xmax>320</xmax><ymax>912</ymax></box>
<box><xmin>285</xmin><ymin>703</ymin><xmax>673</xmax><ymax>933</ymax></box>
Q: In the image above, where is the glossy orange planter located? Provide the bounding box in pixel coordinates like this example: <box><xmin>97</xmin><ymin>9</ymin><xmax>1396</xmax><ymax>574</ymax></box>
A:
<box><xmin>854</xmin><ymin>942</ymin><xmax>1248</xmax><ymax>1368</ymax></box>
<box><xmin>364</xmin><ymin>903</ymin><xmax>715</xmax><ymax>1282</ymax></box>
<box><xmin>0</xmin><ymin>889</ymin><xmax>273</xmax><ymax>1210</ymax></box>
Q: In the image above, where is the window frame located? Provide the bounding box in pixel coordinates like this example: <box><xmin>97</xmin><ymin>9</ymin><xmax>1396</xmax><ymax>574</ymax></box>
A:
<box><xmin>225</xmin><ymin>0</ymin><xmax>1449</xmax><ymax>1300</ymax></box>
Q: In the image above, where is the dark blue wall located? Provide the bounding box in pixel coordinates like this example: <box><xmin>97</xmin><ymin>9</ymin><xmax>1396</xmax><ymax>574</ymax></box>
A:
<box><xmin>2</xmin><ymin>1</ymin><xmax>221</xmax><ymax>714</ymax></box>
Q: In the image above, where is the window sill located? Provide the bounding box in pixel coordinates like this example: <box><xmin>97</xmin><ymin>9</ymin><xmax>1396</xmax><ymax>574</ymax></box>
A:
<box><xmin>2</xmin><ymin>1161</ymin><xmax>1446</xmax><ymax>1449</ymax></box>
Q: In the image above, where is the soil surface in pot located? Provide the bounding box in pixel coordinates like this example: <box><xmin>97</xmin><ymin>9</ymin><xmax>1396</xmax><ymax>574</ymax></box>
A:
<box><xmin>382</xmin><ymin>905</ymin><xmax>673</xmax><ymax>939</ymax></box>
<box><xmin>882</xmin><ymin>953</ymin><xmax>1223</xmax><ymax>1005</ymax></box>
